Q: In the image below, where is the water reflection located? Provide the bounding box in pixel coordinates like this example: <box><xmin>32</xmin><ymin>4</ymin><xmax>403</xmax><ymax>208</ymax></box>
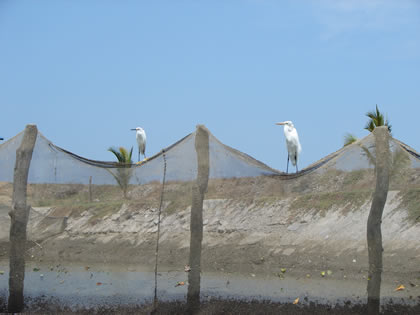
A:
<box><xmin>0</xmin><ymin>260</ymin><xmax>416</xmax><ymax>311</ymax></box>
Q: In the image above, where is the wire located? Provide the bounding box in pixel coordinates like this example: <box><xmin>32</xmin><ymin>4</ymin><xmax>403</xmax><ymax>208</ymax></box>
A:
<box><xmin>153</xmin><ymin>149</ymin><xmax>167</xmax><ymax>312</ymax></box>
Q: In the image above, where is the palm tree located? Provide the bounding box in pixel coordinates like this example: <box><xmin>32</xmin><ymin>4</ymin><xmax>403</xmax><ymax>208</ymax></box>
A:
<box><xmin>364</xmin><ymin>105</ymin><xmax>392</xmax><ymax>134</ymax></box>
<box><xmin>108</xmin><ymin>146</ymin><xmax>134</xmax><ymax>199</ymax></box>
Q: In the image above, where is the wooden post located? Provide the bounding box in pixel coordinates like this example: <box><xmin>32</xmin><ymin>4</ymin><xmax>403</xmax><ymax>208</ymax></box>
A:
<box><xmin>367</xmin><ymin>126</ymin><xmax>390</xmax><ymax>315</ymax></box>
<box><xmin>187</xmin><ymin>125</ymin><xmax>209</xmax><ymax>313</ymax></box>
<box><xmin>8</xmin><ymin>124</ymin><xmax>38</xmax><ymax>313</ymax></box>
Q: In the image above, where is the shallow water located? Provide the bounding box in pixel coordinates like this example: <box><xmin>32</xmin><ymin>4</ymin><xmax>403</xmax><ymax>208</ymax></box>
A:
<box><xmin>0</xmin><ymin>260</ymin><xmax>417</xmax><ymax>310</ymax></box>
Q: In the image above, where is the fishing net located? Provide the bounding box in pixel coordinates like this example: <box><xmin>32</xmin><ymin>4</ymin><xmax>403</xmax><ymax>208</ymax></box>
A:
<box><xmin>0</xmin><ymin>125</ymin><xmax>419</xmax><ymax>311</ymax></box>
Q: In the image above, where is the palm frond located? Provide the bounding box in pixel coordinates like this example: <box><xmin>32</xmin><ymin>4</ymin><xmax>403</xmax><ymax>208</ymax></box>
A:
<box><xmin>364</xmin><ymin>120</ymin><xmax>375</xmax><ymax>132</ymax></box>
<box><xmin>128</xmin><ymin>147</ymin><xmax>133</xmax><ymax>162</ymax></box>
<box><xmin>364</xmin><ymin>104</ymin><xmax>392</xmax><ymax>134</ymax></box>
<box><xmin>343</xmin><ymin>133</ymin><xmax>358</xmax><ymax>146</ymax></box>
<box><xmin>118</xmin><ymin>147</ymin><xmax>132</xmax><ymax>164</ymax></box>
<box><xmin>365</xmin><ymin>110</ymin><xmax>376</xmax><ymax>120</ymax></box>
<box><xmin>108</xmin><ymin>147</ymin><xmax>124</xmax><ymax>163</ymax></box>
<box><xmin>108</xmin><ymin>146</ymin><xmax>133</xmax><ymax>164</ymax></box>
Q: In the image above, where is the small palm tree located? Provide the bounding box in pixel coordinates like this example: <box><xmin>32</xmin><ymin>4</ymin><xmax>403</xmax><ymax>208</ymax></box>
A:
<box><xmin>108</xmin><ymin>146</ymin><xmax>134</xmax><ymax>199</ymax></box>
<box><xmin>343</xmin><ymin>133</ymin><xmax>358</xmax><ymax>146</ymax></box>
<box><xmin>364</xmin><ymin>105</ymin><xmax>392</xmax><ymax>134</ymax></box>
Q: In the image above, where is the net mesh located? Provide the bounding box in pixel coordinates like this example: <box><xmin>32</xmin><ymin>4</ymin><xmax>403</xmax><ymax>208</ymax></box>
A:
<box><xmin>0</xmin><ymin>125</ymin><xmax>419</xmax><ymax>311</ymax></box>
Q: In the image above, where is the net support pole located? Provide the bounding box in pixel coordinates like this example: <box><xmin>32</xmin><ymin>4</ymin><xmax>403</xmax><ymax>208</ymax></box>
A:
<box><xmin>367</xmin><ymin>126</ymin><xmax>390</xmax><ymax>315</ymax></box>
<box><xmin>187</xmin><ymin>125</ymin><xmax>209</xmax><ymax>313</ymax></box>
<box><xmin>8</xmin><ymin>124</ymin><xmax>38</xmax><ymax>313</ymax></box>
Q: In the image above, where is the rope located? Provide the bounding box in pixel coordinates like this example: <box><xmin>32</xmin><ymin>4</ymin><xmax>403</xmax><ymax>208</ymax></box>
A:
<box><xmin>153</xmin><ymin>149</ymin><xmax>167</xmax><ymax>312</ymax></box>
<box><xmin>47</xmin><ymin>133</ymin><xmax>192</xmax><ymax>169</ymax></box>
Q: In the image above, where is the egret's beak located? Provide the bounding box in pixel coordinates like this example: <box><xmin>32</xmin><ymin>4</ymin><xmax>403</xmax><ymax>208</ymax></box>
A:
<box><xmin>275</xmin><ymin>122</ymin><xmax>285</xmax><ymax>125</ymax></box>
<box><xmin>130</xmin><ymin>128</ymin><xmax>136</xmax><ymax>131</ymax></box>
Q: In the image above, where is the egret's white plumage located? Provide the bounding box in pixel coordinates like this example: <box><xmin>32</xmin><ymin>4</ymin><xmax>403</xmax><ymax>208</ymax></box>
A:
<box><xmin>275</xmin><ymin>121</ymin><xmax>302</xmax><ymax>173</ymax></box>
<box><xmin>131</xmin><ymin>127</ymin><xmax>146</xmax><ymax>162</ymax></box>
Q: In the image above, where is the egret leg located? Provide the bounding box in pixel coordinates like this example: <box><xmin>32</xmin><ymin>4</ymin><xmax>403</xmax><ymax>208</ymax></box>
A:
<box><xmin>138</xmin><ymin>151</ymin><xmax>140</xmax><ymax>162</ymax></box>
<box><xmin>286</xmin><ymin>155</ymin><xmax>289</xmax><ymax>174</ymax></box>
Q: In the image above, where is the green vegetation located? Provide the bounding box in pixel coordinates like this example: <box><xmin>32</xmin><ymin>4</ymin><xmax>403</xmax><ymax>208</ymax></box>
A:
<box><xmin>364</xmin><ymin>104</ymin><xmax>392</xmax><ymax>134</ymax></box>
<box><xmin>108</xmin><ymin>146</ymin><xmax>133</xmax><ymax>164</ymax></box>
<box><xmin>343</xmin><ymin>133</ymin><xmax>358</xmax><ymax>146</ymax></box>
<box><xmin>343</xmin><ymin>104</ymin><xmax>392</xmax><ymax>147</ymax></box>
<box><xmin>107</xmin><ymin>146</ymin><xmax>134</xmax><ymax>199</ymax></box>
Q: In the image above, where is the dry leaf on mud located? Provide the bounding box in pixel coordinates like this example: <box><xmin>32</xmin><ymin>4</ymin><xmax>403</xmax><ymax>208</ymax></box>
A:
<box><xmin>280</xmin><ymin>268</ymin><xmax>287</xmax><ymax>273</ymax></box>
<box><xmin>321</xmin><ymin>271</ymin><xmax>326</xmax><ymax>277</ymax></box>
<box><xmin>395</xmin><ymin>284</ymin><xmax>405</xmax><ymax>291</ymax></box>
<box><xmin>184</xmin><ymin>265</ymin><xmax>191</xmax><ymax>272</ymax></box>
<box><xmin>96</xmin><ymin>282</ymin><xmax>103</xmax><ymax>286</ymax></box>
<box><xmin>293</xmin><ymin>297</ymin><xmax>299</xmax><ymax>304</ymax></box>
<box><xmin>175</xmin><ymin>281</ymin><xmax>185</xmax><ymax>287</ymax></box>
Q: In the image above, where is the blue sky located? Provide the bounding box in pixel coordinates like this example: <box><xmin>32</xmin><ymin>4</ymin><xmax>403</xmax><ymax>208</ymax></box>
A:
<box><xmin>1</xmin><ymin>0</ymin><xmax>419</xmax><ymax>171</ymax></box>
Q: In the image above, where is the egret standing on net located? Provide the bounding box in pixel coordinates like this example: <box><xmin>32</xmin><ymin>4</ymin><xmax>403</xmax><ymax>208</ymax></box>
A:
<box><xmin>276</xmin><ymin>121</ymin><xmax>302</xmax><ymax>174</ymax></box>
<box><xmin>131</xmin><ymin>127</ymin><xmax>146</xmax><ymax>162</ymax></box>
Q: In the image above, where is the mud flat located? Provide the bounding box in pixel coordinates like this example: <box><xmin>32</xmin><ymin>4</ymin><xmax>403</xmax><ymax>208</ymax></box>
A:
<box><xmin>0</xmin><ymin>260</ymin><xmax>419</xmax><ymax>314</ymax></box>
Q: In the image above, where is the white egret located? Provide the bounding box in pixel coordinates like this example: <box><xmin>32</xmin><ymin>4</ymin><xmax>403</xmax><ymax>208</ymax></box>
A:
<box><xmin>130</xmin><ymin>127</ymin><xmax>146</xmax><ymax>162</ymax></box>
<box><xmin>276</xmin><ymin>121</ymin><xmax>302</xmax><ymax>173</ymax></box>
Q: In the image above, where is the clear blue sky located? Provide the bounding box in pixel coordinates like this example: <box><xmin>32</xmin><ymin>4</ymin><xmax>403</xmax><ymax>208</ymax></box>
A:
<box><xmin>1</xmin><ymin>0</ymin><xmax>419</xmax><ymax>171</ymax></box>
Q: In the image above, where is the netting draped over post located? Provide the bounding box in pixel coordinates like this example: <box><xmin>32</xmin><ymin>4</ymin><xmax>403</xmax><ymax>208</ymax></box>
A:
<box><xmin>1</xmin><ymin>127</ymin><xmax>419</xmax><ymax>185</ymax></box>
